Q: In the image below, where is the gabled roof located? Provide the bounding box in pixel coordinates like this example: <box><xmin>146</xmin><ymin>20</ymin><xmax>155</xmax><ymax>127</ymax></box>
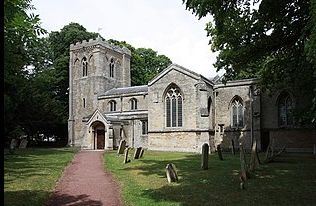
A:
<box><xmin>98</xmin><ymin>85</ymin><xmax>148</xmax><ymax>98</ymax></box>
<box><xmin>85</xmin><ymin>109</ymin><xmax>109</xmax><ymax>125</ymax></box>
<box><xmin>148</xmin><ymin>63</ymin><xmax>214</xmax><ymax>86</ymax></box>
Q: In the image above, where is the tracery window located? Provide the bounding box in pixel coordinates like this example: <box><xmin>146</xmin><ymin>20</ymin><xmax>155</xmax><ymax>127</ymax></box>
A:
<box><xmin>165</xmin><ymin>85</ymin><xmax>183</xmax><ymax>127</ymax></box>
<box><xmin>109</xmin><ymin>100</ymin><xmax>117</xmax><ymax>112</ymax></box>
<box><xmin>130</xmin><ymin>98</ymin><xmax>138</xmax><ymax>110</ymax></box>
<box><xmin>82</xmin><ymin>57</ymin><xmax>88</xmax><ymax>77</ymax></box>
<box><xmin>109</xmin><ymin>58</ymin><xmax>115</xmax><ymax>78</ymax></box>
<box><xmin>231</xmin><ymin>97</ymin><xmax>244</xmax><ymax>128</ymax></box>
<box><xmin>278</xmin><ymin>92</ymin><xmax>293</xmax><ymax>127</ymax></box>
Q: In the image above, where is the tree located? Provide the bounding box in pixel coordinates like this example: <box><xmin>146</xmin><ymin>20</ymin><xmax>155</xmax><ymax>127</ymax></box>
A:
<box><xmin>48</xmin><ymin>23</ymin><xmax>98</xmax><ymax>125</ymax></box>
<box><xmin>183</xmin><ymin>0</ymin><xmax>315</xmax><ymax>126</ymax></box>
<box><xmin>4</xmin><ymin>0</ymin><xmax>47</xmax><ymax>142</ymax></box>
<box><xmin>108</xmin><ymin>39</ymin><xmax>172</xmax><ymax>85</ymax></box>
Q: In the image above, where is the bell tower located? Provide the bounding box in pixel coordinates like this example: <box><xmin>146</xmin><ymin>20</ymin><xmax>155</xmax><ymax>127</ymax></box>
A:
<box><xmin>68</xmin><ymin>36</ymin><xmax>131</xmax><ymax>147</ymax></box>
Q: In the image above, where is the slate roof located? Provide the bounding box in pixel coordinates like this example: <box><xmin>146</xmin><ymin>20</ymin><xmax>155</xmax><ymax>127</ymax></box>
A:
<box><xmin>101</xmin><ymin>85</ymin><xmax>148</xmax><ymax>96</ymax></box>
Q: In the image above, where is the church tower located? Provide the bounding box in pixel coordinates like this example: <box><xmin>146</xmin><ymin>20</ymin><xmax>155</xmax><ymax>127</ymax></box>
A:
<box><xmin>68</xmin><ymin>36</ymin><xmax>131</xmax><ymax>147</ymax></box>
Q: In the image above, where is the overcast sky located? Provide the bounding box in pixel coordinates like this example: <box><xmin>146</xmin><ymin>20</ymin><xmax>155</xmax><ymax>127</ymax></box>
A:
<box><xmin>32</xmin><ymin>0</ymin><xmax>225</xmax><ymax>78</ymax></box>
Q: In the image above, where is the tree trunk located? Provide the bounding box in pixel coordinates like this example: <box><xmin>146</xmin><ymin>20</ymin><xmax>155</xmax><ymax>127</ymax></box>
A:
<box><xmin>249</xmin><ymin>138</ymin><xmax>260</xmax><ymax>171</ymax></box>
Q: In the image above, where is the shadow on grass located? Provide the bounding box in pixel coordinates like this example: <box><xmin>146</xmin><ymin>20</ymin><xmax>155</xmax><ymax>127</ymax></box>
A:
<box><xmin>4</xmin><ymin>190</ymin><xmax>102</xmax><ymax>206</ymax></box>
<box><xmin>118</xmin><ymin>152</ymin><xmax>316</xmax><ymax>206</ymax></box>
<box><xmin>4</xmin><ymin>148</ymin><xmax>77</xmax><ymax>184</ymax></box>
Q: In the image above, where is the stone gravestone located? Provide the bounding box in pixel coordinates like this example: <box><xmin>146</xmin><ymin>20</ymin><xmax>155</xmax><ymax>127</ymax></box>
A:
<box><xmin>117</xmin><ymin>140</ymin><xmax>126</xmax><ymax>155</ymax></box>
<box><xmin>139</xmin><ymin>148</ymin><xmax>144</xmax><ymax>158</ymax></box>
<box><xmin>9</xmin><ymin>139</ymin><xmax>17</xmax><ymax>154</ymax></box>
<box><xmin>123</xmin><ymin>148</ymin><xmax>130</xmax><ymax>164</ymax></box>
<box><xmin>217</xmin><ymin>144</ymin><xmax>223</xmax><ymax>160</ymax></box>
<box><xmin>165</xmin><ymin>163</ymin><xmax>178</xmax><ymax>183</ymax></box>
<box><xmin>133</xmin><ymin>147</ymin><xmax>142</xmax><ymax>159</ymax></box>
<box><xmin>201</xmin><ymin>143</ymin><xmax>209</xmax><ymax>170</ymax></box>
<box><xmin>231</xmin><ymin>139</ymin><xmax>236</xmax><ymax>155</ymax></box>
<box><xmin>19</xmin><ymin>139</ymin><xmax>28</xmax><ymax>149</ymax></box>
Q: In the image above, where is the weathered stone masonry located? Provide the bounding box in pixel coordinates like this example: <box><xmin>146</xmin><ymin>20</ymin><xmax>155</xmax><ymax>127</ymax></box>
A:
<box><xmin>68</xmin><ymin>37</ymin><xmax>315</xmax><ymax>153</ymax></box>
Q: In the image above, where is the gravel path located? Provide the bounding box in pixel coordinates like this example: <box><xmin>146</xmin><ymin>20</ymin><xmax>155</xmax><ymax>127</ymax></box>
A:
<box><xmin>46</xmin><ymin>150</ymin><xmax>122</xmax><ymax>206</ymax></box>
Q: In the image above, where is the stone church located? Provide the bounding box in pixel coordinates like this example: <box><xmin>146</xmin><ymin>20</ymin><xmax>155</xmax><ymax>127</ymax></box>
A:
<box><xmin>68</xmin><ymin>36</ymin><xmax>315</xmax><ymax>153</ymax></box>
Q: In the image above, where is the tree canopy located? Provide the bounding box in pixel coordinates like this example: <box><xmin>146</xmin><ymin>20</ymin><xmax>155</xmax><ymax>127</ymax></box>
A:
<box><xmin>4</xmin><ymin>2</ymin><xmax>173</xmax><ymax>144</ymax></box>
<box><xmin>183</xmin><ymin>0</ymin><xmax>316</xmax><ymax>125</ymax></box>
<box><xmin>4</xmin><ymin>0</ymin><xmax>49</xmax><ymax>141</ymax></box>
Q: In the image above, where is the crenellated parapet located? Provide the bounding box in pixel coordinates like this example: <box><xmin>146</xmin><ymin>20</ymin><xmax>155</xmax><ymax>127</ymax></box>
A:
<box><xmin>70</xmin><ymin>36</ymin><xmax>131</xmax><ymax>56</ymax></box>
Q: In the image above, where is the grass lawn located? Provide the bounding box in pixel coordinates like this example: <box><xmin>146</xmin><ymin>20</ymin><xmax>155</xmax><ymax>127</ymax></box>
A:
<box><xmin>4</xmin><ymin>148</ymin><xmax>78</xmax><ymax>206</ymax></box>
<box><xmin>104</xmin><ymin>150</ymin><xmax>316</xmax><ymax>206</ymax></box>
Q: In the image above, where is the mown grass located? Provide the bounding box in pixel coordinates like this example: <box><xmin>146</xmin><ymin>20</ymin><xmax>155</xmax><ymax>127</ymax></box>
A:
<box><xmin>104</xmin><ymin>150</ymin><xmax>316</xmax><ymax>206</ymax></box>
<box><xmin>4</xmin><ymin>148</ymin><xmax>78</xmax><ymax>206</ymax></box>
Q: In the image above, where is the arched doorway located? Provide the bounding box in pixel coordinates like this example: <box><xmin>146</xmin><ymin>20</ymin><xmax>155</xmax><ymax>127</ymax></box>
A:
<box><xmin>91</xmin><ymin>121</ymin><xmax>106</xmax><ymax>150</ymax></box>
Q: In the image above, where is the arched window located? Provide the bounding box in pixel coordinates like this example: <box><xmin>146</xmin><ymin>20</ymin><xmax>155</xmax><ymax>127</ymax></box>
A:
<box><xmin>231</xmin><ymin>97</ymin><xmax>244</xmax><ymax>128</ymax></box>
<box><xmin>165</xmin><ymin>85</ymin><xmax>183</xmax><ymax>127</ymax></box>
<box><xmin>109</xmin><ymin>58</ymin><xmax>115</xmax><ymax>78</ymax></box>
<box><xmin>109</xmin><ymin>100</ymin><xmax>116</xmax><ymax>112</ymax></box>
<box><xmin>278</xmin><ymin>92</ymin><xmax>293</xmax><ymax>127</ymax></box>
<box><xmin>130</xmin><ymin>98</ymin><xmax>138</xmax><ymax>110</ymax></box>
<box><xmin>82</xmin><ymin>57</ymin><xmax>88</xmax><ymax>77</ymax></box>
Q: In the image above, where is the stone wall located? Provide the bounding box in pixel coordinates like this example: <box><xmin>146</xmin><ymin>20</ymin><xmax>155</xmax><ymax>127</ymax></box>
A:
<box><xmin>213</xmin><ymin>79</ymin><xmax>260</xmax><ymax>149</ymax></box>
<box><xmin>68</xmin><ymin>37</ymin><xmax>131</xmax><ymax>147</ymax></box>
<box><xmin>148</xmin><ymin>131</ymin><xmax>210</xmax><ymax>153</ymax></box>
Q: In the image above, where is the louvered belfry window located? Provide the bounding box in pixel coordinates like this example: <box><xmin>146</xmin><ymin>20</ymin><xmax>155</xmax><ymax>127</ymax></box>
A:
<box><xmin>165</xmin><ymin>86</ymin><xmax>183</xmax><ymax>127</ymax></box>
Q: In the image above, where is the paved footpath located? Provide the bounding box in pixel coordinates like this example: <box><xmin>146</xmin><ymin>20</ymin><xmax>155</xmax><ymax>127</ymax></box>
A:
<box><xmin>46</xmin><ymin>150</ymin><xmax>122</xmax><ymax>206</ymax></box>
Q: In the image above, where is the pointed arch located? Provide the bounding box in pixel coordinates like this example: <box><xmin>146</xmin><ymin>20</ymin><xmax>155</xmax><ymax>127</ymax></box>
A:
<box><xmin>109</xmin><ymin>57</ymin><xmax>115</xmax><ymax>78</ymax></box>
<box><xmin>277</xmin><ymin>91</ymin><xmax>294</xmax><ymax>127</ymax></box>
<box><xmin>164</xmin><ymin>83</ymin><xmax>183</xmax><ymax>127</ymax></box>
<box><xmin>74</xmin><ymin>58</ymin><xmax>79</xmax><ymax>65</ymax></box>
<box><xmin>88</xmin><ymin>54</ymin><xmax>93</xmax><ymax>62</ymax></box>
<box><xmin>82</xmin><ymin>57</ymin><xmax>88</xmax><ymax>77</ymax></box>
<box><xmin>230</xmin><ymin>96</ymin><xmax>244</xmax><ymax>128</ymax></box>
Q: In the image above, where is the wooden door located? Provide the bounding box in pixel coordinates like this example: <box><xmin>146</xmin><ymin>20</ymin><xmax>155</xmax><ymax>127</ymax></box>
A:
<box><xmin>97</xmin><ymin>130</ymin><xmax>105</xmax><ymax>149</ymax></box>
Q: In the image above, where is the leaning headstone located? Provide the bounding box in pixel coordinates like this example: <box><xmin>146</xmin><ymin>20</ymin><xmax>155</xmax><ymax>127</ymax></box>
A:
<box><xmin>9</xmin><ymin>139</ymin><xmax>17</xmax><ymax>154</ymax></box>
<box><xmin>217</xmin><ymin>144</ymin><xmax>223</xmax><ymax>160</ymax></box>
<box><xmin>201</xmin><ymin>143</ymin><xmax>209</xmax><ymax>170</ymax></box>
<box><xmin>123</xmin><ymin>148</ymin><xmax>130</xmax><ymax>164</ymax></box>
<box><xmin>117</xmin><ymin>140</ymin><xmax>126</xmax><ymax>155</ymax></box>
<box><xmin>139</xmin><ymin>148</ymin><xmax>145</xmax><ymax>158</ymax></box>
<box><xmin>231</xmin><ymin>139</ymin><xmax>236</xmax><ymax>155</ymax></box>
<box><xmin>19</xmin><ymin>139</ymin><xmax>28</xmax><ymax>149</ymax></box>
<box><xmin>134</xmin><ymin>147</ymin><xmax>142</xmax><ymax>159</ymax></box>
<box><xmin>165</xmin><ymin>163</ymin><xmax>178</xmax><ymax>183</ymax></box>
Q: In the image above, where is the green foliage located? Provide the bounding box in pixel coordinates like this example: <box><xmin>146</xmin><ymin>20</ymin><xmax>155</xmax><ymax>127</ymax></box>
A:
<box><xmin>48</xmin><ymin>23</ymin><xmax>98</xmax><ymax>122</ymax></box>
<box><xmin>108</xmin><ymin>39</ymin><xmax>172</xmax><ymax>85</ymax></box>
<box><xmin>4</xmin><ymin>148</ymin><xmax>78</xmax><ymax>206</ymax></box>
<box><xmin>4</xmin><ymin>0</ymin><xmax>48</xmax><ymax>141</ymax></box>
<box><xmin>183</xmin><ymin>0</ymin><xmax>316</xmax><ymax>125</ymax></box>
<box><xmin>105</xmin><ymin>150</ymin><xmax>316</xmax><ymax>206</ymax></box>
